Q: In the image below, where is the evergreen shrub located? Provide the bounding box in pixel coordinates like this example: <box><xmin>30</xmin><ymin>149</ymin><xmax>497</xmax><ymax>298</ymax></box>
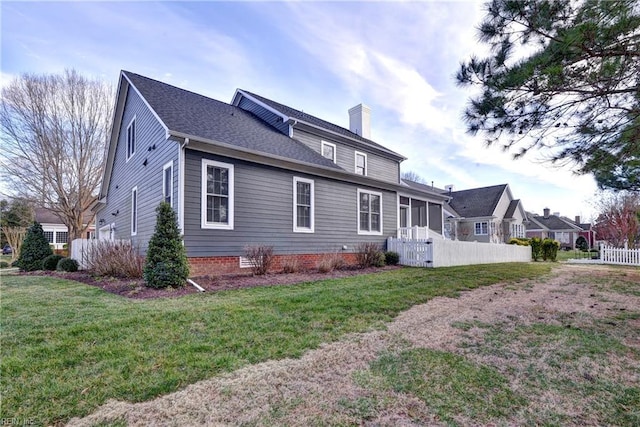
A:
<box><xmin>530</xmin><ymin>237</ymin><xmax>543</xmax><ymax>261</ymax></box>
<box><xmin>43</xmin><ymin>254</ymin><xmax>65</xmax><ymax>271</ymax></box>
<box><xmin>144</xmin><ymin>202</ymin><xmax>189</xmax><ymax>288</ymax></box>
<box><xmin>575</xmin><ymin>236</ymin><xmax>589</xmax><ymax>252</ymax></box>
<box><xmin>57</xmin><ymin>258</ymin><xmax>79</xmax><ymax>272</ymax></box>
<box><xmin>509</xmin><ymin>238</ymin><xmax>530</xmax><ymax>246</ymax></box>
<box><xmin>15</xmin><ymin>222</ymin><xmax>53</xmax><ymax>271</ymax></box>
<box><xmin>384</xmin><ymin>251</ymin><xmax>400</xmax><ymax>266</ymax></box>
<box><xmin>542</xmin><ymin>238</ymin><xmax>560</xmax><ymax>261</ymax></box>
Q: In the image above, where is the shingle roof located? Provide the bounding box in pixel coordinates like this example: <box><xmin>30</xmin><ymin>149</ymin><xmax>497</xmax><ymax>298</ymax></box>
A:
<box><xmin>447</xmin><ymin>184</ymin><xmax>507</xmax><ymax>218</ymax></box>
<box><xmin>123</xmin><ymin>72</ymin><xmax>341</xmax><ymax>170</ymax></box>
<box><xmin>238</xmin><ymin>90</ymin><xmax>405</xmax><ymax>160</ymax></box>
<box><xmin>504</xmin><ymin>199</ymin><xmax>520</xmax><ymax>219</ymax></box>
<box><xmin>35</xmin><ymin>208</ymin><xmax>93</xmax><ymax>225</ymax></box>
<box><xmin>529</xmin><ymin>214</ymin><xmax>581</xmax><ymax>231</ymax></box>
<box><xmin>401</xmin><ymin>179</ymin><xmax>449</xmax><ymax>199</ymax></box>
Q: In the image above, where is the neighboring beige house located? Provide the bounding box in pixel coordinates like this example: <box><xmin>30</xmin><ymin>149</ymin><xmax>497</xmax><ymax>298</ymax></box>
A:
<box><xmin>526</xmin><ymin>208</ymin><xmax>585</xmax><ymax>249</ymax></box>
<box><xmin>35</xmin><ymin>208</ymin><xmax>95</xmax><ymax>250</ymax></box>
<box><xmin>441</xmin><ymin>184</ymin><xmax>528</xmax><ymax>243</ymax></box>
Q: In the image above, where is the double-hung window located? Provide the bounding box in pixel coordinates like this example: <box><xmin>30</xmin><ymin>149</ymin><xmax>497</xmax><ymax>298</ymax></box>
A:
<box><xmin>131</xmin><ymin>187</ymin><xmax>138</xmax><ymax>236</ymax></box>
<box><xmin>126</xmin><ymin>117</ymin><xmax>136</xmax><ymax>161</ymax></box>
<box><xmin>358</xmin><ymin>189</ymin><xmax>382</xmax><ymax>235</ymax></box>
<box><xmin>321</xmin><ymin>141</ymin><xmax>336</xmax><ymax>163</ymax></box>
<box><xmin>355</xmin><ymin>151</ymin><xmax>367</xmax><ymax>175</ymax></box>
<box><xmin>202</xmin><ymin>159</ymin><xmax>234</xmax><ymax>229</ymax></box>
<box><xmin>474</xmin><ymin>221</ymin><xmax>488</xmax><ymax>235</ymax></box>
<box><xmin>293</xmin><ymin>177</ymin><xmax>314</xmax><ymax>233</ymax></box>
<box><xmin>163</xmin><ymin>161</ymin><xmax>173</xmax><ymax>206</ymax></box>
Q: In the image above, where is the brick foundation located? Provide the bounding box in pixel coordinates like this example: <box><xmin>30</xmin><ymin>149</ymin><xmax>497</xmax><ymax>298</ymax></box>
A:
<box><xmin>189</xmin><ymin>252</ymin><xmax>359</xmax><ymax>277</ymax></box>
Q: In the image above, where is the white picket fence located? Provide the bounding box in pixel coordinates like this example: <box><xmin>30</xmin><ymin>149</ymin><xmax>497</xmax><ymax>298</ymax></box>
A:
<box><xmin>387</xmin><ymin>237</ymin><xmax>532</xmax><ymax>268</ymax></box>
<box><xmin>601</xmin><ymin>244</ymin><xmax>640</xmax><ymax>267</ymax></box>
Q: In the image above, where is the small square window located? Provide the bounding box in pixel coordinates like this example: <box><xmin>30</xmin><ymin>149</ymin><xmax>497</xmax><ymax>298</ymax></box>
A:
<box><xmin>321</xmin><ymin>141</ymin><xmax>336</xmax><ymax>163</ymax></box>
<box><xmin>474</xmin><ymin>221</ymin><xmax>488</xmax><ymax>235</ymax></box>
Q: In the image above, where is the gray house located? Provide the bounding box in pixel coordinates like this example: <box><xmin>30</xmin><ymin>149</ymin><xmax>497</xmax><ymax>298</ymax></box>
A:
<box><xmin>96</xmin><ymin>71</ymin><xmax>448</xmax><ymax>275</ymax></box>
<box><xmin>526</xmin><ymin>208</ymin><xmax>585</xmax><ymax>249</ymax></box>
<box><xmin>441</xmin><ymin>184</ymin><xmax>528</xmax><ymax>243</ymax></box>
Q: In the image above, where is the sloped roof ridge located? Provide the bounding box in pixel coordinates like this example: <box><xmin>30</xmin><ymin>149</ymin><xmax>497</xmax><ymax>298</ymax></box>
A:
<box><xmin>446</xmin><ymin>183</ymin><xmax>508</xmax><ymax>218</ymax></box>
<box><xmin>121</xmin><ymin>71</ymin><xmax>342</xmax><ymax>171</ymax></box>
<box><xmin>448</xmin><ymin>183</ymin><xmax>508</xmax><ymax>195</ymax></box>
<box><xmin>238</xmin><ymin>89</ymin><xmax>403</xmax><ymax>157</ymax></box>
<box><xmin>123</xmin><ymin>70</ymin><xmax>230</xmax><ymax>108</ymax></box>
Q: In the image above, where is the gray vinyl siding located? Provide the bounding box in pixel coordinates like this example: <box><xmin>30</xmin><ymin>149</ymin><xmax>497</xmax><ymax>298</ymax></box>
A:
<box><xmin>292</xmin><ymin>129</ymin><xmax>400</xmax><ymax>184</ymax></box>
<box><xmin>97</xmin><ymin>87</ymin><xmax>179</xmax><ymax>253</ymax></box>
<box><xmin>183</xmin><ymin>149</ymin><xmax>397</xmax><ymax>257</ymax></box>
<box><xmin>237</xmin><ymin>97</ymin><xmax>289</xmax><ymax>135</ymax></box>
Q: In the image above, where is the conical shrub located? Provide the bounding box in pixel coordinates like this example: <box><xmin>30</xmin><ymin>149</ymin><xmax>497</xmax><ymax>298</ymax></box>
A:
<box><xmin>15</xmin><ymin>221</ymin><xmax>53</xmax><ymax>271</ymax></box>
<box><xmin>143</xmin><ymin>202</ymin><xmax>189</xmax><ymax>288</ymax></box>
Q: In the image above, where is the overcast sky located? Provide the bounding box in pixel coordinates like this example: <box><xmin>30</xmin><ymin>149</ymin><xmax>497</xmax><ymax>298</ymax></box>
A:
<box><xmin>1</xmin><ymin>1</ymin><xmax>600</xmax><ymax>220</ymax></box>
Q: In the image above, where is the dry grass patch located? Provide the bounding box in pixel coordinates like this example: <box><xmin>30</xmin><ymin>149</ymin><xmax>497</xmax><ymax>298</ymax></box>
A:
<box><xmin>67</xmin><ymin>265</ymin><xmax>639</xmax><ymax>426</ymax></box>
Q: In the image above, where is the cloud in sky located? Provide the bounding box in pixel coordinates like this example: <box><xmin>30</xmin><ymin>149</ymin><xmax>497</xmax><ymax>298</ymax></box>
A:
<box><xmin>0</xmin><ymin>1</ymin><xmax>600</xmax><ymax>218</ymax></box>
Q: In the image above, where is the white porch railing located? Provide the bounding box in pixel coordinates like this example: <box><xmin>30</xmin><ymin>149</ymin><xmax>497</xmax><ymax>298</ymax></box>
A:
<box><xmin>397</xmin><ymin>226</ymin><xmax>430</xmax><ymax>240</ymax></box>
<box><xmin>601</xmin><ymin>244</ymin><xmax>640</xmax><ymax>266</ymax></box>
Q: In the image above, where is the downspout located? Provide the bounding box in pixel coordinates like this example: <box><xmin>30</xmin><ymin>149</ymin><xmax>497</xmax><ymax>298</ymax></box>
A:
<box><xmin>179</xmin><ymin>138</ymin><xmax>189</xmax><ymax>233</ymax></box>
<box><xmin>287</xmin><ymin>119</ymin><xmax>298</xmax><ymax>138</ymax></box>
<box><xmin>187</xmin><ymin>278</ymin><xmax>205</xmax><ymax>292</ymax></box>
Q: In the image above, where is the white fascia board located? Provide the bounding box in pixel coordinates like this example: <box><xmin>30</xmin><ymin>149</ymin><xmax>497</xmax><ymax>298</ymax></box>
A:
<box><xmin>100</xmin><ymin>72</ymin><xmax>175</xmax><ymax>201</ymax></box>
<box><xmin>231</xmin><ymin>89</ymin><xmax>290</xmax><ymax>122</ymax></box>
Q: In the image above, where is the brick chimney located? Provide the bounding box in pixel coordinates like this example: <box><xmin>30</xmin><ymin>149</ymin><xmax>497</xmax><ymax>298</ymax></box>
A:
<box><xmin>543</xmin><ymin>208</ymin><xmax>550</xmax><ymax>219</ymax></box>
<box><xmin>575</xmin><ymin>215</ymin><xmax>581</xmax><ymax>224</ymax></box>
<box><xmin>349</xmin><ymin>104</ymin><xmax>371</xmax><ymax>139</ymax></box>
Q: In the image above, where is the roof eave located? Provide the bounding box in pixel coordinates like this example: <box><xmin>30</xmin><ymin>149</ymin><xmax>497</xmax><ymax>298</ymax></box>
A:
<box><xmin>169</xmin><ymin>130</ymin><xmax>445</xmax><ymax>201</ymax></box>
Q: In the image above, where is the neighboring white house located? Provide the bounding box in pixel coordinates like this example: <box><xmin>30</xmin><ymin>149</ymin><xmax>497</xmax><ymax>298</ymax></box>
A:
<box><xmin>35</xmin><ymin>208</ymin><xmax>95</xmax><ymax>250</ymax></box>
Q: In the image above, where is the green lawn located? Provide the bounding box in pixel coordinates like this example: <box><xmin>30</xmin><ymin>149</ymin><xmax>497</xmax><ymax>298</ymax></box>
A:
<box><xmin>555</xmin><ymin>249</ymin><xmax>598</xmax><ymax>262</ymax></box>
<box><xmin>1</xmin><ymin>263</ymin><xmax>551</xmax><ymax>425</ymax></box>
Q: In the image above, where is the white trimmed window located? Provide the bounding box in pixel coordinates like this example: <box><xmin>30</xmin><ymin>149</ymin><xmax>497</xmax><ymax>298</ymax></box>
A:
<box><xmin>56</xmin><ymin>231</ymin><xmax>68</xmax><ymax>244</ymax></box>
<box><xmin>126</xmin><ymin>117</ymin><xmax>136</xmax><ymax>161</ymax></box>
<box><xmin>202</xmin><ymin>159</ymin><xmax>234</xmax><ymax>230</ymax></box>
<box><xmin>358</xmin><ymin>189</ymin><xmax>382</xmax><ymax>235</ymax></box>
<box><xmin>321</xmin><ymin>141</ymin><xmax>336</xmax><ymax>163</ymax></box>
<box><xmin>293</xmin><ymin>177</ymin><xmax>314</xmax><ymax>233</ymax></box>
<box><xmin>131</xmin><ymin>186</ymin><xmax>138</xmax><ymax>236</ymax></box>
<box><xmin>474</xmin><ymin>221</ymin><xmax>488</xmax><ymax>235</ymax></box>
<box><xmin>163</xmin><ymin>161</ymin><xmax>173</xmax><ymax>206</ymax></box>
<box><xmin>44</xmin><ymin>231</ymin><xmax>54</xmax><ymax>243</ymax></box>
<box><xmin>355</xmin><ymin>151</ymin><xmax>367</xmax><ymax>175</ymax></box>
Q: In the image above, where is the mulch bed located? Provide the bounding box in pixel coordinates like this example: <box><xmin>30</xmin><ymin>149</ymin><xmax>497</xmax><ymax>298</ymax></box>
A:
<box><xmin>21</xmin><ymin>265</ymin><xmax>402</xmax><ymax>299</ymax></box>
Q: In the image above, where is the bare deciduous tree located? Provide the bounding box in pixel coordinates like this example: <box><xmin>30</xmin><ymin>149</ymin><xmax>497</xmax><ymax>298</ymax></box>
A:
<box><xmin>401</xmin><ymin>171</ymin><xmax>426</xmax><ymax>184</ymax></box>
<box><xmin>593</xmin><ymin>191</ymin><xmax>640</xmax><ymax>249</ymax></box>
<box><xmin>2</xmin><ymin>227</ymin><xmax>27</xmax><ymax>263</ymax></box>
<box><xmin>0</xmin><ymin>70</ymin><xmax>114</xmax><ymax>253</ymax></box>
